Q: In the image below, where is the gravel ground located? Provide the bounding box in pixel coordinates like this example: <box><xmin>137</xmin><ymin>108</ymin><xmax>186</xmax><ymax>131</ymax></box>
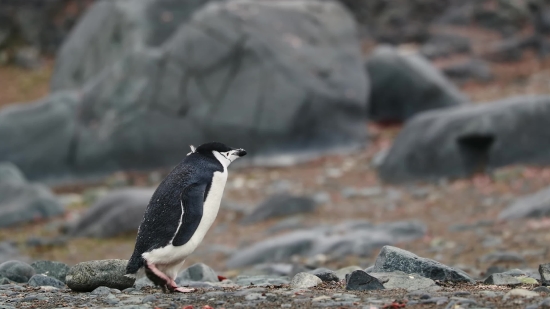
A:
<box><xmin>1</xmin><ymin>281</ymin><xmax>549</xmax><ymax>309</ymax></box>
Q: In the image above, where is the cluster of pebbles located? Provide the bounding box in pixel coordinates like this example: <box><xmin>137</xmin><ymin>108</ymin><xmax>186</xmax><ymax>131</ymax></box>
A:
<box><xmin>0</xmin><ymin>246</ymin><xmax>550</xmax><ymax>308</ymax></box>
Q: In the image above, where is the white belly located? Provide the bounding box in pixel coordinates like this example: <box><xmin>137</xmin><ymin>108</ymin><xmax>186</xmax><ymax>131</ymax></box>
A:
<box><xmin>142</xmin><ymin>169</ymin><xmax>228</xmax><ymax>268</ymax></box>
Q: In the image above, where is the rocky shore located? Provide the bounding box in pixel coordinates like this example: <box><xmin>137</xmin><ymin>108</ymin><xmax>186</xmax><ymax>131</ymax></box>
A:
<box><xmin>1</xmin><ymin>246</ymin><xmax>549</xmax><ymax>309</ymax></box>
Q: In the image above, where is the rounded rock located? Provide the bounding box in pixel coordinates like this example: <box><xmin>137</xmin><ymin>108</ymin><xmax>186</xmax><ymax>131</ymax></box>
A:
<box><xmin>66</xmin><ymin>259</ymin><xmax>135</xmax><ymax>292</ymax></box>
<box><xmin>30</xmin><ymin>260</ymin><xmax>70</xmax><ymax>283</ymax></box>
<box><xmin>0</xmin><ymin>260</ymin><xmax>35</xmax><ymax>283</ymax></box>
<box><xmin>290</xmin><ymin>272</ymin><xmax>322</xmax><ymax>289</ymax></box>
<box><xmin>28</xmin><ymin>274</ymin><xmax>66</xmax><ymax>288</ymax></box>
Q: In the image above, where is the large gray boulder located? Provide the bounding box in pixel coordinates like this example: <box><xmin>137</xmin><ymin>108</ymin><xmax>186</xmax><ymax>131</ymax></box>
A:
<box><xmin>51</xmin><ymin>0</ymin><xmax>221</xmax><ymax>91</ymax></box>
<box><xmin>68</xmin><ymin>188</ymin><xmax>155</xmax><ymax>238</ymax></box>
<box><xmin>366</xmin><ymin>45</ymin><xmax>467</xmax><ymax>122</ymax></box>
<box><xmin>0</xmin><ymin>163</ymin><xmax>64</xmax><ymax>228</ymax></box>
<box><xmin>2</xmin><ymin>0</ymin><xmax>368</xmax><ymax>181</ymax></box>
<box><xmin>0</xmin><ymin>93</ymin><xmax>79</xmax><ymax>180</ymax></box>
<box><xmin>379</xmin><ymin>96</ymin><xmax>550</xmax><ymax>183</ymax></box>
<box><xmin>499</xmin><ymin>187</ymin><xmax>550</xmax><ymax>220</ymax></box>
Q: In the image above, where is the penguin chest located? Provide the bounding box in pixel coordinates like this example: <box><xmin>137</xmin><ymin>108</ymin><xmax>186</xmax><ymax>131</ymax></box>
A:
<box><xmin>189</xmin><ymin>169</ymin><xmax>228</xmax><ymax>247</ymax></box>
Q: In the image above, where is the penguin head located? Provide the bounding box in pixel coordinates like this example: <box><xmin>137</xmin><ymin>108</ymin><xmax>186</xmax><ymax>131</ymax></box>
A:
<box><xmin>192</xmin><ymin>142</ymin><xmax>247</xmax><ymax>168</ymax></box>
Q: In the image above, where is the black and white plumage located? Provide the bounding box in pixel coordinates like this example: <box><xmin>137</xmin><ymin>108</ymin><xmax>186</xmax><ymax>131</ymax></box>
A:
<box><xmin>126</xmin><ymin>142</ymin><xmax>246</xmax><ymax>293</ymax></box>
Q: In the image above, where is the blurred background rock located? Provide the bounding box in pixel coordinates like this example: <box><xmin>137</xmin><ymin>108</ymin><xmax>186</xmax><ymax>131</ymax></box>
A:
<box><xmin>2</xmin><ymin>0</ymin><xmax>550</xmax><ymax>282</ymax></box>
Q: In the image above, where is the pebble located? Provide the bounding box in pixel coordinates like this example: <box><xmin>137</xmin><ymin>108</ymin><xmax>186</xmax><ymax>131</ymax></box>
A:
<box><xmin>244</xmin><ymin>293</ymin><xmax>266</xmax><ymax>301</ymax></box>
<box><xmin>91</xmin><ymin>286</ymin><xmax>112</xmax><ymax>295</ymax></box>
<box><xmin>503</xmin><ymin>289</ymin><xmax>540</xmax><ymax>301</ymax></box>
<box><xmin>175</xmin><ymin>263</ymin><xmax>218</xmax><ymax>283</ymax></box>
<box><xmin>141</xmin><ymin>295</ymin><xmax>156</xmax><ymax>303</ymax></box>
<box><xmin>289</xmin><ymin>272</ymin><xmax>322</xmax><ymax>289</ymax></box>
<box><xmin>334</xmin><ymin>266</ymin><xmax>362</xmax><ymax>280</ymax></box>
<box><xmin>28</xmin><ymin>274</ymin><xmax>66</xmax><ymax>288</ymax></box>
<box><xmin>315</xmin><ymin>272</ymin><xmax>339</xmax><ymax>282</ymax></box>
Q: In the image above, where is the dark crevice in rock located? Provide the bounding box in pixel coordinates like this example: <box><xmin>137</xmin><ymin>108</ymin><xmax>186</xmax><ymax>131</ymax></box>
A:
<box><xmin>457</xmin><ymin>133</ymin><xmax>495</xmax><ymax>175</ymax></box>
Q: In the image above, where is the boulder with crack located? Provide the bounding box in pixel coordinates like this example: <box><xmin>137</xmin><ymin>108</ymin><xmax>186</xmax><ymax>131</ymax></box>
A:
<box><xmin>379</xmin><ymin>96</ymin><xmax>550</xmax><ymax>183</ymax></box>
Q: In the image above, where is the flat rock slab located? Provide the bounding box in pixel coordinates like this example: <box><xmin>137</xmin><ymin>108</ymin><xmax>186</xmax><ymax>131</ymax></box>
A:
<box><xmin>370</xmin><ymin>271</ymin><xmax>439</xmax><ymax>291</ymax></box>
<box><xmin>66</xmin><ymin>259</ymin><xmax>135</xmax><ymax>292</ymax></box>
<box><xmin>484</xmin><ymin>273</ymin><xmax>522</xmax><ymax>286</ymax></box>
<box><xmin>372</xmin><ymin>246</ymin><xmax>474</xmax><ymax>283</ymax></box>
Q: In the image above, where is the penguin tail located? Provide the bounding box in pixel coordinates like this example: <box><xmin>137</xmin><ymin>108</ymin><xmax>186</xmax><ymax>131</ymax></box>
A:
<box><xmin>126</xmin><ymin>252</ymin><xmax>145</xmax><ymax>276</ymax></box>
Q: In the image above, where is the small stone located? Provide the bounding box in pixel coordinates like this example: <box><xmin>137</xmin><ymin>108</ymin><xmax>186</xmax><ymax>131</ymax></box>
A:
<box><xmin>334</xmin><ymin>266</ymin><xmax>362</xmax><ymax>280</ymax></box>
<box><xmin>176</xmin><ymin>263</ymin><xmax>218</xmax><ymax>283</ymax></box>
<box><xmin>0</xmin><ymin>260</ymin><xmax>35</xmax><ymax>283</ymax></box>
<box><xmin>28</xmin><ymin>274</ymin><xmax>66</xmax><ymax>288</ymax></box>
<box><xmin>503</xmin><ymin>289</ymin><xmax>540</xmax><ymax>301</ymax></box>
<box><xmin>535</xmin><ymin>286</ymin><xmax>550</xmax><ymax>293</ymax></box>
<box><xmin>142</xmin><ymin>295</ymin><xmax>156</xmax><ymax>303</ymax></box>
<box><xmin>483</xmin><ymin>273</ymin><xmax>522</xmax><ymax>286</ymax></box>
<box><xmin>30</xmin><ymin>260</ymin><xmax>70</xmax><ymax>283</ymax></box>
<box><xmin>245</xmin><ymin>293</ymin><xmax>266</xmax><ymax>301</ymax></box>
<box><xmin>290</xmin><ymin>272</ymin><xmax>322</xmax><ymax>289</ymax></box>
<box><xmin>134</xmin><ymin>276</ymin><xmax>154</xmax><ymax>290</ymax></box>
<box><xmin>345</xmin><ymin>270</ymin><xmax>384</xmax><ymax>291</ymax></box>
<box><xmin>66</xmin><ymin>259</ymin><xmax>135</xmax><ymax>292</ymax></box>
<box><xmin>481</xmin><ymin>291</ymin><xmax>499</xmax><ymax>298</ymax></box>
<box><xmin>234</xmin><ymin>275</ymin><xmax>289</xmax><ymax>286</ymax></box>
<box><xmin>91</xmin><ymin>286</ymin><xmax>112</xmax><ymax>295</ymax></box>
<box><xmin>312</xmin><ymin>271</ymin><xmax>339</xmax><ymax>283</ymax></box>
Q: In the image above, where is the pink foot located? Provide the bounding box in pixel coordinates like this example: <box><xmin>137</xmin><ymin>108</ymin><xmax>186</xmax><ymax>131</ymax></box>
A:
<box><xmin>174</xmin><ymin>287</ymin><xmax>195</xmax><ymax>293</ymax></box>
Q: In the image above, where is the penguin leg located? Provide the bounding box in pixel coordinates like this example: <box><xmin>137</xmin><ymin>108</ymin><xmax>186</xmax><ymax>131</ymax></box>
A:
<box><xmin>165</xmin><ymin>260</ymin><xmax>195</xmax><ymax>293</ymax></box>
<box><xmin>146</xmin><ymin>261</ymin><xmax>195</xmax><ymax>293</ymax></box>
<box><xmin>145</xmin><ymin>261</ymin><xmax>173</xmax><ymax>292</ymax></box>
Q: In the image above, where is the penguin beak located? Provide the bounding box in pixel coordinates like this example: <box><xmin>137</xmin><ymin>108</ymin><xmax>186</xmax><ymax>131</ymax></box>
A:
<box><xmin>236</xmin><ymin>148</ymin><xmax>247</xmax><ymax>157</ymax></box>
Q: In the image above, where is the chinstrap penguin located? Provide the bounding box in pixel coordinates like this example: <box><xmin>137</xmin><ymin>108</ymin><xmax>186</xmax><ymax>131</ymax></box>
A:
<box><xmin>126</xmin><ymin>142</ymin><xmax>247</xmax><ymax>293</ymax></box>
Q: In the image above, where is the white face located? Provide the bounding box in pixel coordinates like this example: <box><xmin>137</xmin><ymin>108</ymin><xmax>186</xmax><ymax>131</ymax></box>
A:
<box><xmin>212</xmin><ymin>149</ymin><xmax>243</xmax><ymax>168</ymax></box>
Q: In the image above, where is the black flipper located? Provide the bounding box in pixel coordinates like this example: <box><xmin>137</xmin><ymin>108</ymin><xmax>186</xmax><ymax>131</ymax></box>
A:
<box><xmin>172</xmin><ymin>183</ymin><xmax>206</xmax><ymax>246</ymax></box>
